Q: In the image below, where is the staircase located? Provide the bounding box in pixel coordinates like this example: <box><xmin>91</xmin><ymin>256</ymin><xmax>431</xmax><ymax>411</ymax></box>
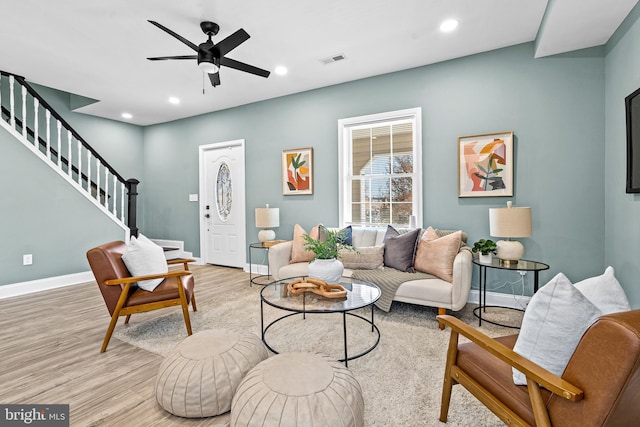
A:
<box><xmin>0</xmin><ymin>70</ymin><xmax>138</xmax><ymax>235</ymax></box>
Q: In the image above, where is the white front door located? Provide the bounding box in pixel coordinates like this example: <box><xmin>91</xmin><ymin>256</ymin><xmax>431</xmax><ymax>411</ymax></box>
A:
<box><xmin>199</xmin><ymin>140</ymin><xmax>246</xmax><ymax>268</ymax></box>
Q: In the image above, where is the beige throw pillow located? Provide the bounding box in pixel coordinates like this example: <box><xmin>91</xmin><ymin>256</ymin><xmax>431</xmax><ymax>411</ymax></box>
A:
<box><xmin>339</xmin><ymin>245</ymin><xmax>384</xmax><ymax>270</ymax></box>
<box><xmin>413</xmin><ymin>226</ymin><xmax>462</xmax><ymax>282</ymax></box>
<box><xmin>290</xmin><ymin>224</ymin><xmax>320</xmax><ymax>263</ymax></box>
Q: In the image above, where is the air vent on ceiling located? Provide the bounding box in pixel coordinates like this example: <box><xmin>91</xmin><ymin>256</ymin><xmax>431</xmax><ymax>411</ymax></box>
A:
<box><xmin>319</xmin><ymin>53</ymin><xmax>347</xmax><ymax>65</ymax></box>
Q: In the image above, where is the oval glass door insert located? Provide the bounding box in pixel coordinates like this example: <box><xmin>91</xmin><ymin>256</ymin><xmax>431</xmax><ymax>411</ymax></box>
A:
<box><xmin>216</xmin><ymin>161</ymin><xmax>232</xmax><ymax>221</ymax></box>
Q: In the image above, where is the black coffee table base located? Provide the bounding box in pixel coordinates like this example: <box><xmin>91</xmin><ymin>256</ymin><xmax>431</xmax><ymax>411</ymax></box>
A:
<box><xmin>261</xmin><ymin>304</ymin><xmax>380</xmax><ymax>367</ymax></box>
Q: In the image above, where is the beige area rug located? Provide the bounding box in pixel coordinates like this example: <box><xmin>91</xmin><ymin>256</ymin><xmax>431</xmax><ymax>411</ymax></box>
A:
<box><xmin>114</xmin><ymin>284</ymin><xmax>522</xmax><ymax>426</ymax></box>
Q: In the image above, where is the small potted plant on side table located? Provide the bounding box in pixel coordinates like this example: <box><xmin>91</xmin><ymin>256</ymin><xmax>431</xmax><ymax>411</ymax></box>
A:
<box><xmin>472</xmin><ymin>239</ymin><xmax>497</xmax><ymax>264</ymax></box>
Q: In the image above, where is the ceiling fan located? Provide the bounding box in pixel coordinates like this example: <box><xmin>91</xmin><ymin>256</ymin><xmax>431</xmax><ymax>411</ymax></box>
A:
<box><xmin>147</xmin><ymin>20</ymin><xmax>270</xmax><ymax>87</ymax></box>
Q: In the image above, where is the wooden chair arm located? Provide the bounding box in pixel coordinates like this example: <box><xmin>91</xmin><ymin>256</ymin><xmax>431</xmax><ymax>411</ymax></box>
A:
<box><xmin>437</xmin><ymin>314</ymin><xmax>583</xmax><ymax>402</ymax></box>
<box><xmin>104</xmin><ymin>270</ymin><xmax>192</xmax><ymax>286</ymax></box>
<box><xmin>167</xmin><ymin>258</ymin><xmax>195</xmax><ymax>266</ymax></box>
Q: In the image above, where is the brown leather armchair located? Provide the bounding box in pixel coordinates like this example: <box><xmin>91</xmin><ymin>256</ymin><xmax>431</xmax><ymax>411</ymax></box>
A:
<box><xmin>438</xmin><ymin>309</ymin><xmax>640</xmax><ymax>426</ymax></box>
<box><xmin>87</xmin><ymin>241</ymin><xmax>197</xmax><ymax>353</ymax></box>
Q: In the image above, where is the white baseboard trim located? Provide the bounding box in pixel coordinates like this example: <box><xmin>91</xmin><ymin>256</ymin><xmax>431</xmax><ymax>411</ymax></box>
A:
<box><xmin>2</xmin><ymin>267</ymin><xmax>531</xmax><ymax>309</ymax></box>
<box><xmin>247</xmin><ymin>264</ymin><xmax>269</xmax><ymax>275</ymax></box>
<box><xmin>468</xmin><ymin>289</ymin><xmax>531</xmax><ymax>310</ymax></box>
<box><xmin>1</xmin><ymin>256</ymin><xmax>208</xmax><ymax>300</ymax></box>
<box><xmin>1</xmin><ymin>271</ymin><xmax>94</xmax><ymax>300</ymax></box>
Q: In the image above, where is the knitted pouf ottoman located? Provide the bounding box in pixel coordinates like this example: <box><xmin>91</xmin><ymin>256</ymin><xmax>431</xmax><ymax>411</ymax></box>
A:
<box><xmin>230</xmin><ymin>352</ymin><xmax>364</xmax><ymax>427</ymax></box>
<box><xmin>155</xmin><ymin>329</ymin><xmax>269</xmax><ymax>418</ymax></box>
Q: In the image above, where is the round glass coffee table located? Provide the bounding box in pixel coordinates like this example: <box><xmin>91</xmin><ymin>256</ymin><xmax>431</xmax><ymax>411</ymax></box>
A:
<box><xmin>260</xmin><ymin>276</ymin><xmax>381</xmax><ymax>367</ymax></box>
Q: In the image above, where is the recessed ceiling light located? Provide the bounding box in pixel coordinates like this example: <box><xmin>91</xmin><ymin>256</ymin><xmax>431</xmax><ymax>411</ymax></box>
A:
<box><xmin>274</xmin><ymin>65</ymin><xmax>288</xmax><ymax>76</ymax></box>
<box><xmin>121</xmin><ymin>112</ymin><xmax>132</xmax><ymax>119</ymax></box>
<box><xmin>169</xmin><ymin>97</ymin><xmax>180</xmax><ymax>105</ymax></box>
<box><xmin>440</xmin><ymin>19</ymin><xmax>459</xmax><ymax>33</ymax></box>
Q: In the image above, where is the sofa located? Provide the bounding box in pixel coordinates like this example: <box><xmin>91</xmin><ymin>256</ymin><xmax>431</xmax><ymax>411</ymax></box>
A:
<box><xmin>268</xmin><ymin>225</ymin><xmax>473</xmax><ymax>320</ymax></box>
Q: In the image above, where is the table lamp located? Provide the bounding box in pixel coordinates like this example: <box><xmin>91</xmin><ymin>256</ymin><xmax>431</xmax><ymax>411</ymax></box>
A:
<box><xmin>255</xmin><ymin>204</ymin><xmax>279</xmax><ymax>242</ymax></box>
<box><xmin>489</xmin><ymin>201</ymin><xmax>532</xmax><ymax>265</ymax></box>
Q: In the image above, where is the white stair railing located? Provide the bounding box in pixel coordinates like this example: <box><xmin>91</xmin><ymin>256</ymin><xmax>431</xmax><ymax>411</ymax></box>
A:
<box><xmin>0</xmin><ymin>71</ymin><xmax>131</xmax><ymax>233</ymax></box>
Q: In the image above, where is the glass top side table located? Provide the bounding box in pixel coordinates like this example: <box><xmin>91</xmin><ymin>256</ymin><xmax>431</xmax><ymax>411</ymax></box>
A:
<box><xmin>472</xmin><ymin>258</ymin><xmax>549</xmax><ymax>328</ymax></box>
<box><xmin>249</xmin><ymin>242</ymin><xmax>276</xmax><ymax>286</ymax></box>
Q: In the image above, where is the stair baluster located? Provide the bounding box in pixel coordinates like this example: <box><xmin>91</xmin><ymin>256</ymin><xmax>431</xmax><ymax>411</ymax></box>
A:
<box><xmin>0</xmin><ymin>69</ymin><xmax>138</xmax><ymax>236</ymax></box>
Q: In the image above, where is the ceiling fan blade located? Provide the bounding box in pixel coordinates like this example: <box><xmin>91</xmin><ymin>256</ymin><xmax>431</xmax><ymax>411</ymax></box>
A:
<box><xmin>147</xmin><ymin>55</ymin><xmax>198</xmax><ymax>61</ymax></box>
<box><xmin>148</xmin><ymin>20</ymin><xmax>199</xmax><ymax>52</ymax></box>
<box><xmin>208</xmin><ymin>72</ymin><xmax>221</xmax><ymax>87</ymax></box>
<box><xmin>219</xmin><ymin>57</ymin><xmax>270</xmax><ymax>78</ymax></box>
<box><xmin>215</xmin><ymin>29</ymin><xmax>250</xmax><ymax>56</ymax></box>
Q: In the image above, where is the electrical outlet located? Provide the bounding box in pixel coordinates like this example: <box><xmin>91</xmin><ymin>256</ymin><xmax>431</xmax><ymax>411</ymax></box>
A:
<box><xmin>23</xmin><ymin>254</ymin><xmax>33</xmax><ymax>265</ymax></box>
<box><xmin>518</xmin><ymin>270</ymin><xmax>527</xmax><ymax>276</ymax></box>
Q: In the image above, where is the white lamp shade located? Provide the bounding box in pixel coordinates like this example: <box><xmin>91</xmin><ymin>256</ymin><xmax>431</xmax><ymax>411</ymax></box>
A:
<box><xmin>489</xmin><ymin>205</ymin><xmax>532</xmax><ymax>238</ymax></box>
<box><xmin>255</xmin><ymin>206</ymin><xmax>279</xmax><ymax>228</ymax></box>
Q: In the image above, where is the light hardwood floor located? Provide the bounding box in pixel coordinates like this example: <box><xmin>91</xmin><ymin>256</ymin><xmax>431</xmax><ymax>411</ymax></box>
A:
<box><xmin>0</xmin><ymin>264</ymin><xmax>249</xmax><ymax>426</ymax></box>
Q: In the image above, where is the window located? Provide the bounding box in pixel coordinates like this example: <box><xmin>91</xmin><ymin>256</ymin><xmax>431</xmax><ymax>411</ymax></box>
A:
<box><xmin>338</xmin><ymin>108</ymin><xmax>422</xmax><ymax>229</ymax></box>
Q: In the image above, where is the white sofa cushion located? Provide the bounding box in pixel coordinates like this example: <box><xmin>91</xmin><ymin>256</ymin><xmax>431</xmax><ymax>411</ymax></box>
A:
<box><xmin>351</xmin><ymin>228</ymin><xmax>383</xmax><ymax>247</ymax></box>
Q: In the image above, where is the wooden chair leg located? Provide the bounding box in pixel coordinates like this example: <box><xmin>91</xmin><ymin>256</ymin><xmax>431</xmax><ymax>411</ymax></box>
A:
<box><xmin>181</xmin><ymin>302</ymin><xmax>193</xmax><ymax>335</ymax></box>
<box><xmin>100</xmin><ymin>285</ymin><xmax>130</xmax><ymax>353</ymax></box>
<box><xmin>439</xmin><ymin>330</ymin><xmax>460</xmax><ymax>422</ymax></box>
<box><xmin>438</xmin><ymin>307</ymin><xmax>446</xmax><ymax>330</ymax></box>
<box><xmin>101</xmin><ymin>311</ymin><xmax>121</xmax><ymax>353</ymax></box>
<box><xmin>176</xmin><ymin>277</ymin><xmax>193</xmax><ymax>335</ymax></box>
<box><xmin>191</xmin><ymin>294</ymin><xmax>197</xmax><ymax>312</ymax></box>
<box><xmin>124</xmin><ymin>314</ymin><xmax>132</xmax><ymax>324</ymax></box>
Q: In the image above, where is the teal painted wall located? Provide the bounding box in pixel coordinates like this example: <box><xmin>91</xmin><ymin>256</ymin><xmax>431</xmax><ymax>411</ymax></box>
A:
<box><xmin>604</xmin><ymin>3</ymin><xmax>640</xmax><ymax>307</ymax></box>
<box><xmin>143</xmin><ymin>42</ymin><xmax>607</xmax><ymax>297</ymax></box>
<box><xmin>0</xmin><ymin>83</ymin><xmax>144</xmax><ymax>285</ymax></box>
<box><xmin>8</xmin><ymin>29</ymin><xmax>640</xmax><ymax>307</ymax></box>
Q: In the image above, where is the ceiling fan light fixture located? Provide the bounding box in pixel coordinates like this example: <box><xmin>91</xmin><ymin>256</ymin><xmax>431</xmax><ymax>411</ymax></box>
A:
<box><xmin>198</xmin><ymin>60</ymin><xmax>219</xmax><ymax>74</ymax></box>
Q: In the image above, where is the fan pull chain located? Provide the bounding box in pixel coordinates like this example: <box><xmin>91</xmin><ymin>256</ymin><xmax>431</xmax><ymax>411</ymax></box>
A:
<box><xmin>203</xmin><ymin>73</ymin><xmax>206</xmax><ymax>94</ymax></box>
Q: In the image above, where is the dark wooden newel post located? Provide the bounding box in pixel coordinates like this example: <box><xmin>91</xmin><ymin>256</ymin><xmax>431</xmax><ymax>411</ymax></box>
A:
<box><xmin>126</xmin><ymin>178</ymin><xmax>140</xmax><ymax>238</ymax></box>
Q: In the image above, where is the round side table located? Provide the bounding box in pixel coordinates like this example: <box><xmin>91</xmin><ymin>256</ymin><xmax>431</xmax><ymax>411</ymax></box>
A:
<box><xmin>473</xmin><ymin>258</ymin><xmax>549</xmax><ymax>328</ymax></box>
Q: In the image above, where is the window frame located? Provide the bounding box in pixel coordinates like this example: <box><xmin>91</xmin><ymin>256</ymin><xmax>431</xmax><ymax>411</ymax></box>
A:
<box><xmin>338</xmin><ymin>107</ymin><xmax>422</xmax><ymax>229</ymax></box>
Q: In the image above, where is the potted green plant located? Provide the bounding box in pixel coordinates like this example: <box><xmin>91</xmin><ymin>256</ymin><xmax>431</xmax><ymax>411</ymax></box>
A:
<box><xmin>472</xmin><ymin>239</ymin><xmax>497</xmax><ymax>264</ymax></box>
<box><xmin>303</xmin><ymin>228</ymin><xmax>354</xmax><ymax>282</ymax></box>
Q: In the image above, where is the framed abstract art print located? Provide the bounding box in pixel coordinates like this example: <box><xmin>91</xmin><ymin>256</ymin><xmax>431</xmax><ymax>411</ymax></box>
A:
<box><xmin>282</xmin><ymin>147</ymin><xmax>313</xmax><ymax>195</ymax></box>
<box><xmin>458</xmin><ymin>131</ymin><xmax>513</xmax><ymax>197</ymax></box>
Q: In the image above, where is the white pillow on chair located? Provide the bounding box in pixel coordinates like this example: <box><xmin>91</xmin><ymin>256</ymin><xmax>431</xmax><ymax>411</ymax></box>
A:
<box><xmin>122</xmin><ymin>234</ymin><xmax>168</xmax><ymax>291</ymax></box>
<box><xmin>512</xmin><ymin>273</ymin><xmax>601</xmax><ymax>385</ymax></box>
<box><xmin>574</xmin><ymin>266</ymin><xmax>631</xmax><ymax>314</ymax></box>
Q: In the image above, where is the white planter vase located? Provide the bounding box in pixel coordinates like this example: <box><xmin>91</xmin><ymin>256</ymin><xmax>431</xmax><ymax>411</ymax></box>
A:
<box><xmin>479</xmin><ymin>253</ymin><xmax>493</xmax><ymax>264</ymax></box>
<box><xmin>308</xmin><ymin>258</ymin><xmax>344</xmax><ymax>284</ymax></box>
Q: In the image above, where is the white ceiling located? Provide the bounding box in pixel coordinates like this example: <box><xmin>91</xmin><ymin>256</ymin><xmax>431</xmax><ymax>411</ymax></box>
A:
<box><xmin>0</xmin><ymin>0</ymin><xmax>637</xmax><ymax>126</ymax></box>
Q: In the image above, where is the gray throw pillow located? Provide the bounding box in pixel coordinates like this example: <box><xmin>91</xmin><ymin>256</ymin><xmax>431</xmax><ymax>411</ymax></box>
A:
<box><xmin>383</xmin><ymin>226</ymin><xmax>421</xmax><ymax>272</ymax></box>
